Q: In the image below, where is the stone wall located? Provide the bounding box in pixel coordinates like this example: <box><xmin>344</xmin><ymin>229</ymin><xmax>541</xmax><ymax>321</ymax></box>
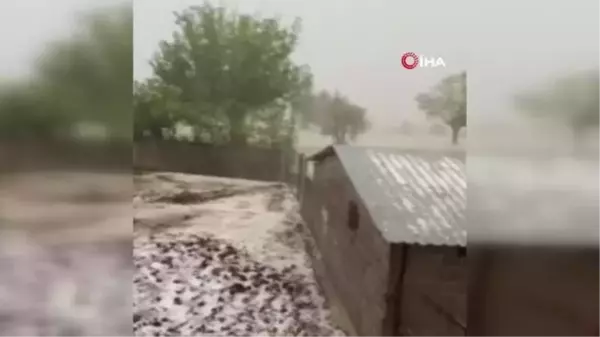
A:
<box><xmin>307</xmin><ymin>155</ymin><xmax>391</xmax><ymax>336</ymax></box>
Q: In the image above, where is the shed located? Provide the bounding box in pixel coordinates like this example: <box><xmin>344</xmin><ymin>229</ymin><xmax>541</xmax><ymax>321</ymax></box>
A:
<box><xmin>302</xmin><ymin>145</ymin><xmax>466</xmax><ymax>336</ymax></box>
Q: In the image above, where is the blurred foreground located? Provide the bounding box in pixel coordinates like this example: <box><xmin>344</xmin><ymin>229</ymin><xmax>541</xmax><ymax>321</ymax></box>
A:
<box><xmin>0</xmin><ymin>172</ymin><xmax>132</xmax><ymax>335</ymax></box>
<box><xmin>0</xmin><ymin>2</ymin><xmax>132</xmax><ymax>335</ymax></box>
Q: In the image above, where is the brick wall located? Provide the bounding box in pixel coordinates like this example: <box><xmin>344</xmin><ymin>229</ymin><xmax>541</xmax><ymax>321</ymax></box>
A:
<box><xmin>308</xmin><ymin>155</ymin><xmax>391</xmax><ymax>336</ymax></box>
<box><xmin>469</xmin><ymin>246</ymin><xmax>599</xmax><ymax>336</ymax></box>
<box><xmin>397</xmin><ymin>245</ymin><xmax>467</xmax><ymax>336</ymax></box>
<box><xmin>134</xmin><ymin>140</ymin><xmax>290</xmax><ymax>182</ymax></box>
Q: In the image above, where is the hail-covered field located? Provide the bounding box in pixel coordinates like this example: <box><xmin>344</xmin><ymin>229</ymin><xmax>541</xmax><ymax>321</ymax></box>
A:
<box><xmin>133</xmin><ymin>172</ymin><xmax>344</xmax><ymax>336</ymax></box>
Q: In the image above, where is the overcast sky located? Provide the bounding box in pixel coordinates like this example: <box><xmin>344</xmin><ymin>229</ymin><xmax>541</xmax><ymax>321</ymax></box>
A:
<box><xmin>133</xmin><ymin>0</ymin><xmax>598</xmax><ymax>128</ymax></box>
<box><xmin>134</xmin><ymin>0</ymin><xmax>469</xmax><ymax>127</ymax></box>
<box><xmin>0</xmin><ymin>0</ymin><xmax>127</xmax><ymax>79</ymax></box>
<box><xmin>0</xmin><ymin>0</ymin><xmax>597</xmax><ymax>129</ymax></box>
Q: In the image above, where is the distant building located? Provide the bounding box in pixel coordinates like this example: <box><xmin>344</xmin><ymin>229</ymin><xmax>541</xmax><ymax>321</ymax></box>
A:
<box><xmin>300</xmin><ymin>145</ymin><xmax>466</xmax><ymax>336</ymax></box>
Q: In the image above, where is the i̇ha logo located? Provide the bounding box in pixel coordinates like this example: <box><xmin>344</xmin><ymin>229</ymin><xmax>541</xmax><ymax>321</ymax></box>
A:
<box><xmin>401</xmin><ymin>52</ymin><xmax>446</xmax><ymax>69</ymax></box>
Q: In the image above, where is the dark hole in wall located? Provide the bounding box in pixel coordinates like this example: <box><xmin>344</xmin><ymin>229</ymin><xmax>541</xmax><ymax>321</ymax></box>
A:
<box><xmin>348</xmin><ymin>200</ymin><xmax>359</xmax><ymax>231</ymax></box>
<box><xmin>457</xmin><ymin>247</ymin><xmax>467</xmax><ymax>258</ymax></box>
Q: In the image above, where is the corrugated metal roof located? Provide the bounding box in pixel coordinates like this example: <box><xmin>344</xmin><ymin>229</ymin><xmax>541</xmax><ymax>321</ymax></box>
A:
<box><xmin>324</xmin><ymin>145</ymin><xmax>466</xmax><ymax>246</ymax></box>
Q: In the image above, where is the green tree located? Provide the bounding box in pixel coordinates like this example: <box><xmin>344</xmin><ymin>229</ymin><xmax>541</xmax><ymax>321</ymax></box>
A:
<box><xmin>310</xmin><ymin>90</ymin><xmax>370</xmax><ymax>144</ymax></box>
<box><xmin>0</xmin><ymin>82</ymin><xmax>70</xmax><ymax>140</ymax></box>
<box><xmin>415</xmin><ymin>71</ymin><xmax>466</xmax><ymax>144</ymax></box>
<box><xmin>133</xmin><ymin>79</ymin><xmax>181</xmax><ymax>140</ymax></box>
<box><xmin>247</xmin><ymin>101</ymin><xmax>295</xmax><ymax>148</ymax></box>
<box><xmin>36</xmin><ymin>4</ymin><xmax>133</xmax><ymax>140</ymax></box>
<box><xmin>0</xmin><ymin>5</ymin><xmax>133</xmax><ymax>142</ymax></box>
<box><xmin>514</xmin><ymin>69</ymin><xmax>599</xmax><ymax>146</ymax></box>
<box><xmin>149</xmin><ymin>4</ymin><xmax>312</xmax><ymax>145</ymax></box>
<box><xmin>134</xmin><ymin>76</ymin><xmax>232</xmax><ymax>143</ymax></box>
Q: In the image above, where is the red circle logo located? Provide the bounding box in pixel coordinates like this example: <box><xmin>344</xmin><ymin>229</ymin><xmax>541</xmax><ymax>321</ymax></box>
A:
<box><xmin>401</xmin><ymin>52</ymin><xmax>418</xmax><ymax>69</ymax></box>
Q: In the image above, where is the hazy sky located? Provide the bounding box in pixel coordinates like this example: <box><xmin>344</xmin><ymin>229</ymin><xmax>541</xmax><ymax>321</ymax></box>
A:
<box><xmin>0</xmin><ymin>0</ymin><xmax>127</xmax><ymax>79</ymax></box>
<box><xmin>134</xmin><ymin>0</ymin><xmax>598</xmax><ymax>128</ymax></box>
<box><xmin>1</xmin><ymin>0</ymin><xmax>597</xmax><ymax>129</ymax></box>
<box><xmin>134</xmin><ymin>0</ymin><xmax>469</xmax><ymax>127</ymax></box>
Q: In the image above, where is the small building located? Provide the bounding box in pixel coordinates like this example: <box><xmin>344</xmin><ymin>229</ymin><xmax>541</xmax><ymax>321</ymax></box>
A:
<box><xmin>300</xmin><ymin>145</ymin><xmax>466</xmax><ymax>336</ymax></box>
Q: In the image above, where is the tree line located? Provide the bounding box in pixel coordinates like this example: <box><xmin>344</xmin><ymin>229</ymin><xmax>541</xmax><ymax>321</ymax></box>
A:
<box><xmin>0</xmin><ymin>4</ymin><xmax>370</xmax><ymax>147</ymax></box>
<box><xmin>0</xmin><ymin>3</ymin><xmax>596</xmax><ymax>149</ymax></box>
<box><xmin>134</xmin><ymin>4</ymin><xmax>370</xmax><ymax>148</ymax></box>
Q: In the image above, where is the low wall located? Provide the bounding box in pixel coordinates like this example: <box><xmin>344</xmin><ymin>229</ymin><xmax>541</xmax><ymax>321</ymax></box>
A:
<box><xmin>0</xmin><ymin>141</ymin><xmax>129</xmax><ymax>173</ymax></box>
<box><xmin>134</xmin><ymin>140</ymin><xmax>291</xmax><ymax>182</ymax></box>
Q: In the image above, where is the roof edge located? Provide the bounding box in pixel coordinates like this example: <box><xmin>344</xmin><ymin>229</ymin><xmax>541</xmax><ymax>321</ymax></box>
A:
<box><xmin>308</xmin><ymin>144</ymin><xmax>466</xmax><ymax>162</ymax></box>
<box><xmin>307</xmin><ymin>145</ymin><xmax>337</xmax><ymax>162</ymax></box>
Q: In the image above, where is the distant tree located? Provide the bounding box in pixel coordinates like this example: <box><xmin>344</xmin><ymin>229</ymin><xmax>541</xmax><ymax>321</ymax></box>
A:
<box><xmin>415</xmin><ymin>71</ymin><xmax>466</xmax><ymax>144</ymax></box>
<box><xmin>149</xmin><ymin>4</ymin><xmax>312</xmax><ymax>145</ymax></box>
<box><xmin>309</xmin><ymin>90</ymin><xmax>370</xmax><ymax>144</ymax></box>
<box><xmin>514</xmin><ymin>69</ymin><xmax>599</xmax><ymax>146</ymax></box>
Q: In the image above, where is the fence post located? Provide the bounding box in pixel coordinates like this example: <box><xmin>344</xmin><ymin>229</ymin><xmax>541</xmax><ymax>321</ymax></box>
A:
<box><xmin>298</xmin><ymin>154</ymin><xmax>306</xmax><ymax>202</ymax></box>
<box><xmin>295</xmin><ymin>154</ymin><xmax>303</xmax><ymax>197</ymax></box>
<box><xmin>279</xmin><ymin>148</ymin><xmax>286</xmax><ymax>183</ymax></box>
